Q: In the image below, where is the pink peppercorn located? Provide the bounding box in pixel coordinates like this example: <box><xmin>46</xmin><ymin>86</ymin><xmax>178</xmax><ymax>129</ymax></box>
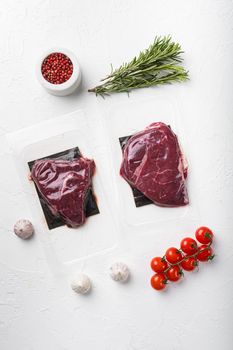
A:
<box><xmin>41</xmin><ymin>52</ymin><xmax>73</xmax><ymax>84</ymax></box>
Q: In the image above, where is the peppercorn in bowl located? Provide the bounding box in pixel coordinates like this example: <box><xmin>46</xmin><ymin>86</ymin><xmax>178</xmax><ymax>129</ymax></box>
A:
<box><xmin>36</xmin><ymin>48</ymin><xmax>81</xmax><ymax>96</ymax></box>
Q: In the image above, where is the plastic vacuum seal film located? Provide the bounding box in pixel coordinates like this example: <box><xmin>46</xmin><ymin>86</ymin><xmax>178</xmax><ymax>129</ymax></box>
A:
<box><xmin>7</xmin><ymin>111</ymin><xmax>118</xmax><ymax>270</ymax></box>
<box><xmin>102</xmin><ymin>95</ymin><xmax>200</xmax><ymax>233</ymax></box>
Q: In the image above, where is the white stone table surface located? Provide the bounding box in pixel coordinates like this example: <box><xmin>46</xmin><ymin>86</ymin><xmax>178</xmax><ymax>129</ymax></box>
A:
<box><xmin>0</xmin><ymin>1</ymin><xmax>232</xmax><ymax>349</ymax></box>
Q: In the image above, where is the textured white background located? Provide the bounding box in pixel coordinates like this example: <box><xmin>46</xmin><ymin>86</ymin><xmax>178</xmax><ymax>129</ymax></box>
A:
<box><xmin>0</xmin><ymin>1</ymin><xmax>233</xmax><ymax>349</ymax></box>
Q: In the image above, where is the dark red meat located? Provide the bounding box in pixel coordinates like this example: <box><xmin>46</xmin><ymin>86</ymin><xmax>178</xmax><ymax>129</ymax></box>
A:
<box><xmin>31</xmin><ymin>157</ymin><xmax>95</xmax><ymax>228</ymax></box>
<box><xmin>120</xmin><ymin>122</ymin><xmax>189</xmax><ymax>207</ymax></box>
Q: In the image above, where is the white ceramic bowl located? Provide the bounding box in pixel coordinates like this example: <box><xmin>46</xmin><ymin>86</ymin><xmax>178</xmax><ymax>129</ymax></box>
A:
<box><xmin>36</xmin><ymin>48</ymin><xmax>81</xmax><ymax>96</ymax></box>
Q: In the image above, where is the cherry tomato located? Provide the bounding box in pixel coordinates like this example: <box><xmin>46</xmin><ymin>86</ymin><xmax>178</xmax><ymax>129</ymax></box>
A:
<box><xmin>150</xmin><ymin>273</ymin><xmax>167</xmax><ymax>291</ymax></box>
<box><xmin>150</xmin><ymin>257</ymin><xmax>168</xmax><ymax>273</ymax></box>
<box><xmin>180</xmin><ymin>237</ymin><xmax>198</xmax><ymax>254</ymax></box>
<box><xmin>181</xmin><ymin>257</ymin><xmax>197</xmax><ymax>271</ymax></box>
<box><xmin>165</xmin><ymin>247</ymin><xmax>183</xmax><ymax>264</ymax></box>
<box><xmin>195</xmin><ymin>226</ymin><xmax>213</xmax><ymax>244</ymax></box>
<box><xmin>166</xmin><ymin>265</ymin><xmax>182</xmax><ymax>282</ymax></box>
<box><xmin>197</xmin><ymin>245</ymin><xmax>213</xmax><ymax>262</ymax></box>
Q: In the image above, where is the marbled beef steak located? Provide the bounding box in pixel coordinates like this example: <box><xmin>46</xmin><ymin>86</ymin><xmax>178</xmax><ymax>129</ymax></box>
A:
<box><xmin>31</xmin><ymin>157</ymin><xmax>95</xmax><ymax>227</ymax></box>
<box><xmin>120</xmin><ymin>122</ymin><xmax>189</xmax><ymax>207</ymax></box>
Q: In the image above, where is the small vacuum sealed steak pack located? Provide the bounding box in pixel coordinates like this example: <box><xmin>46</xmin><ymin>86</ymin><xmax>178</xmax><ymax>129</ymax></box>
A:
<box><xmin>119</xmin><ymin>122</ymin><xmax>189</xmax><ymax>208</ymax></box>
<box><xmin>28</xmin><ymin>147</ymin><xmax>99</xmax><ymax>230</ymax></box>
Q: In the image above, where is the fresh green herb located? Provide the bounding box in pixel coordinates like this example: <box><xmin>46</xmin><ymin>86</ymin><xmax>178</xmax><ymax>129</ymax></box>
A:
<box><xmin>88</xmin><ymin>36</ymin><xmax>189</xmax><ymax>97</ymax></box>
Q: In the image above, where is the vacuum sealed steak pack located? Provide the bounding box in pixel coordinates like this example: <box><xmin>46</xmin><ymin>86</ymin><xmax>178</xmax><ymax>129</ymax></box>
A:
<box><xmin>7</xmin><ymin>111</ymin><xmax>118</xmax><ymax>273</ymax></box>
<box><xmin>101</xmin><ymin>94</ymin><xmax>199</xmax><ymax>235</ymax></box>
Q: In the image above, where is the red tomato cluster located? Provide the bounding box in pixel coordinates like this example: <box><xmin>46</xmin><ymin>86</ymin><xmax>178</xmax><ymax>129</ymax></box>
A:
<box><xmin>150</xmin><ymin>226</ymin><xmax>214</xmax><ymax>291</ymax></box>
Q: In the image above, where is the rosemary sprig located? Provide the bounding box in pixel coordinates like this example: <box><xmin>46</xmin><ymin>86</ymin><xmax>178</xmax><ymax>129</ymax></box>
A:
<box><xmin>88</xmin><ymin>36</ymin><xmax>189</xmax><ymax>97</ymax></box>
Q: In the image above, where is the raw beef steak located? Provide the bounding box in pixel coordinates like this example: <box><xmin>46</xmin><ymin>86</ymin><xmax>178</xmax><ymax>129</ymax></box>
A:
<box><xmin>31</xmin><ymin>157</ymin><xmax>96</xmax><ymax>227</ymax></box>
<box><xmin>120</xmin><ymin>122</ymin><xmax>189</xmax><ymax>207</ymax></box>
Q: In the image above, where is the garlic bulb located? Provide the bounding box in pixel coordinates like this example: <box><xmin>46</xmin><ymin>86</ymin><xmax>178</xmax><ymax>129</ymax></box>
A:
<box><xmin>109</xmin><ymin>262</ymin><xmax>130</xmax><ymax>282</ymax></box>
<box><xmin>14</xmin><ymin>219</ymin><xmax>34</xmax><ymax>239</ymax></box>
<box><xmin>71</xmin><ymin>274</ymin><xmax>91</xmax><ymax>294</ymax></box>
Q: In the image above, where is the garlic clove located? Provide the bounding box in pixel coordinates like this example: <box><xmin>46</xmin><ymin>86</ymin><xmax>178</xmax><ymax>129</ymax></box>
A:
<box><xmin>109</xmin><ymin>262</ymin><xmax>130</xmax><ymax>283</ymax></box>
<box><xmin>71</xmin><ymin>274</ymin><xmax>92</xmax><ymax>294</ymax></box>
<box><xmin>14</xmin><ymin>219</ymin><xmax>34</xmax><ymax>239</ymax></box>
